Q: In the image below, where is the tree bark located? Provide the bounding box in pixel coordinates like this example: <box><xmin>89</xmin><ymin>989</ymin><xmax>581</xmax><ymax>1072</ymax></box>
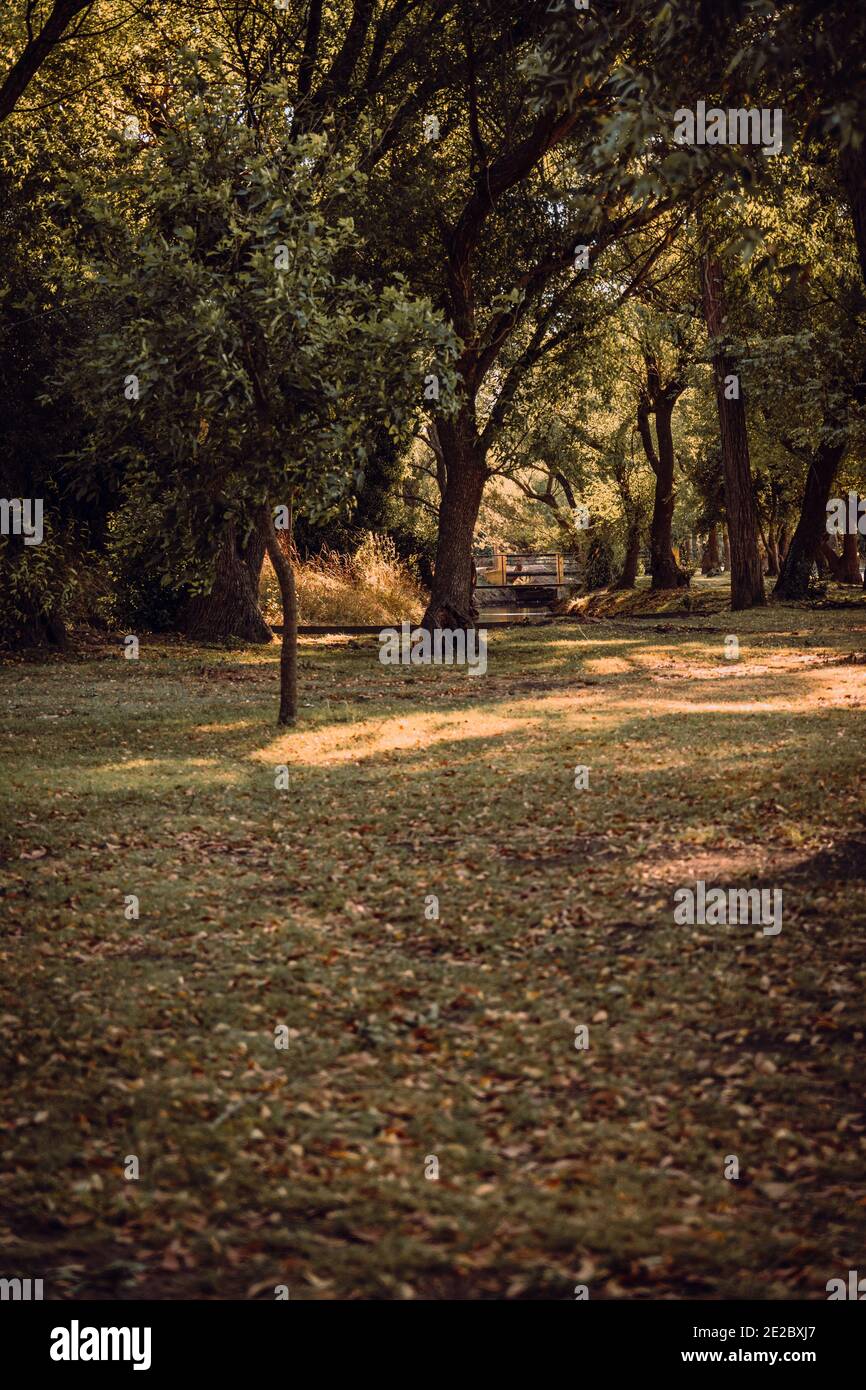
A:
<box><xmin>778</xmin><ymin>523</ymin><xmax>789</xmax><ymax>562</ymax></box>
<box><xmin>773</xmin><ymin>439</ymin><xmax>847</xmax><ymax>598</ymax></box>
<box><xmin>614</xmin><ymin>516</ymin><xmax>642</xmax><ymax>589</ymax></box>
<box><xmin>637</xmin><ymin>385</ymin><xmax>689</xmax><ymax>590</ymax></box>
<box><xmin>422</xmin><ymin>409</ymin><xmax>487</xmax><ymax>630</ymax></box>
<box><xmin>700</xmin><ymin>255</ymin><xmax>765</xmax><ymax>609</ymax></box>
<box><xmin>765</xmin><ymin>521</ymin><xmax>780</xmax><ymax>576</ymax></box>
<box><xmin>257</xmin><ymin>505</ymin><xmax>297</xmax><ymax>725</ymax></box>
<box><xmin>701</xmin><ymin>524</ymin><xmax>721</xmax><ymax>573</ymax></box>
<box><xmin>183</xmin><ymin>525</ymin><xmax>272</xmax><ymax>643</ymax></box>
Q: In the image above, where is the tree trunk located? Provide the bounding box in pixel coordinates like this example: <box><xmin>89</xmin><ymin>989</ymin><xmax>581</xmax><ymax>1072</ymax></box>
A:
<box><xmin>722</xmin><ymin>527</ymin><xmax>732</xmax><ymax>570</ymax></box>
<box><xmin>701</xmin><ymin>255</ymin><xmax>765</xmax><ymax>609</ymax></box>
<box><xmin>778</xmin><ymin>523</ymin><xmax>789</xmax><ymax>562</ymax></box>
<box><xmin>258</xmin><ymin>505</ymin><xmax>297</xmax><ymax>725</ymax></box>
<box><xmin>842</xmin><ymin>504</ymin><xmax>863</xmax><ymax>583</ymax></box>
<box><xmin>614</xmin><ymin>517</ymin><xmax>641</xmax><ymax>589</ymax></box>
<box><xmin>638</xmin><ymin>397</ymin><xmax>688</xmax><ymax>590</ymax></box>
<box><xmin>765</xmin><ymin>521</ymin><xmax>780</xmax><ymax>577</ymax></box>
<box><xmin>774</xmin><ymin>439</ymin><xmax>847</xmax><ymax>598</ymax></box>
<box><xmin>820</xmin><ymin>535</ymin><xmax>846</xmax><ymax>580</ymax></box>
<box><xmin>701</xmin><ymin>524</ymin><xmax>721</xmax><ymax>573</ymax></box>
<box><xmin>422</xmin><ymin>410</ymin><xmax>487</xmax><ymax>630</ymax></box>
<box><xmin>183</xmin><ymin>525</ymin><xmax>272</xmax><ymax>643</ymax></box>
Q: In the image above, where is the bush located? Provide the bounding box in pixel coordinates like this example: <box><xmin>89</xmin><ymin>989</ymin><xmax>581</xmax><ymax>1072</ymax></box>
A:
<box><xmin>102</xmin><ymin>492</ymin><xmax>193</xmax><ymax>632</ymax></box>
<box><xmin>261</xmin><ymin>532</ymin><xmax>426</xmax><ymax>625</ymax></box>
<box><xmin>0</xmin><ymin>529</ymin><xmax>106</xmax><ymax>648</ymax></box>
<box><xmin>585</xmin><ymin>535</ymin><xmax>613</xmax><ymax>591</ymax></box>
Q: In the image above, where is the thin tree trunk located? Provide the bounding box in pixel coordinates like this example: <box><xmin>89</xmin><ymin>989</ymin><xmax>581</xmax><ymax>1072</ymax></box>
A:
<box><xmin>638</xmin><ymin>396</ymin><xmax>688</xmax><ymax>589</ymax></box>
<box><xmin>614</xmin><ymin>517</ymin><xmax>641</xmax><ymax>589</ymax></box>
<box><xmin>184</xmin><ymin>525</ymin><xmax>272</xmax><ymax>643</ymax></box>
<box><xmin>774</xmin><ymin>439</ymin><xmax>847</xmax><ymax>598</ymax></box>
<box><xmin>701</xmin><ymin>524</ymin><xmax>721</xmax><ymax>573</ymax></box>
<box><xmin>422</xmin><ymin>409</ymin><xmax>486</xmax><ymax>631</ymax></box>
<box><xmin>258</xmin><ymin>505</ymin><xmax>297</xmax><ymax>725</ymax></box>
<box><xmin>765</xmin><ymin>521</ymin><xmax>780</xmax><ymax>576</ymax></box>
<box><xmin>0</xmin><ymin>0</ymin><xmax>92</xmax><ymax>123</ymax></box>
<box><xmin>701</xmin><ymin>255</ymin><xmax>765</xmax><ymax>609</ymax></box>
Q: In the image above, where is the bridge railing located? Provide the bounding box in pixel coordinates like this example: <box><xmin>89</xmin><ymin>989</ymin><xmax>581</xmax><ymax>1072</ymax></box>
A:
<box><xmin>475</xmin><ymin>552</ymin><xmax>577</xmax><ymax>585</ymax></box>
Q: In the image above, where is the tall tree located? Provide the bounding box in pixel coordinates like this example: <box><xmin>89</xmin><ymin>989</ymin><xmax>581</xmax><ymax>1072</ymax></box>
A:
<box><xmin>637</xmin><ymin>351</ymin><xmax>690</xmax><ymax>590</ymax></box>
<box><xmin>55</xmin><ymin>71</ymin><xmax>457</xmax><ymax>720</ymax></box>
<box><xmin>700</xmin><ymin>253</ymin><xmax>765</xmax><ymax>608</ymax></box>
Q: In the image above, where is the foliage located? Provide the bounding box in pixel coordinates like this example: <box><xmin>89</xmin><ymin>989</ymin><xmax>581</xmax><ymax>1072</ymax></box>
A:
<box><xmin>50</xmin><ymin>62</ymin><xmax>458</xmax><ymax>587</ymax></box>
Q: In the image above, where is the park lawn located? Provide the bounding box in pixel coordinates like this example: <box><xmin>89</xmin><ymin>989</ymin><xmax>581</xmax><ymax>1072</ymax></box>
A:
<box><xmin>1</xmin><ymin>601</ymin><xmax>865</xmax><ymax>1300</ymax></box>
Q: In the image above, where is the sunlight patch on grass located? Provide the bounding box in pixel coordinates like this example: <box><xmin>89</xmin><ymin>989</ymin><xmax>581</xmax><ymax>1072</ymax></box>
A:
<box><xmin>85</xmin><ymin>756</ymin><xmax>243</xmax><ymax>791</ymax></box>
<box><xmin>255</xmin><ymin>707</ymin><xmax>541</xmax><ymax>767</ymax></box>
<box><xmin>582</xmin><ymin>655</ymin><xmax>635</xmax><ymax>676</ymax></box>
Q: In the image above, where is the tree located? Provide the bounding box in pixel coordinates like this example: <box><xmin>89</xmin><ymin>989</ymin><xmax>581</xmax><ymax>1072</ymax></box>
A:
<box><xmin>61</xmin><ymin>0</ymin><xmax>480</xmax><ymax>640</ymax></box>
<box><xmin>343</xmin><ymin>2</ymin><xmax>697</xmax><ymax>629</ymax></box>
<box><xmin>181</xmin><ymin>526</ymin><xmax>273</xmax><ymax>644</ymax></box>
<box><xmin>700</xmin><ymin>252</ymin><xmax>765</xmax><ymax>608</ymax></box>
<box><xmin>637</xmin><ymin>350</ymin><xmax>690</xmax><ymax>590</ymax></box>
<box><xmin>55</xmin><ymin>67</ymin><xmax>457</xmax><ymax>720</ymax></box>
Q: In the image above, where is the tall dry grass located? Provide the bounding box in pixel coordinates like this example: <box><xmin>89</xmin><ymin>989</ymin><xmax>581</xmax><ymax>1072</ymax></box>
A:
<box><xmin>260</xmin><ymin>532</ymin><xmax>426</xmax><ymax>626</ymax></box>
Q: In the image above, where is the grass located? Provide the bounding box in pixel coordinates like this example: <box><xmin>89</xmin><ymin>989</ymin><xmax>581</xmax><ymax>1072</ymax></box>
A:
<box><xmin>260</xmin><ymin>532</ymin><xmax>426</xmax><ymax>627</ymax></box>
<box><xmin>1</xmin><ymin>594</ymin><xmax>865</xmax><ymax>1300</ymax></box>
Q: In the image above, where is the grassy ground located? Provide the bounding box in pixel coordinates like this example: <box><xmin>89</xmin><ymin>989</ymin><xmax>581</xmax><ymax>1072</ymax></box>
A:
<box><xmin>1</xmin><ymin>591</ymin><xmax>865</xmax><ymax>1300</ymax></box>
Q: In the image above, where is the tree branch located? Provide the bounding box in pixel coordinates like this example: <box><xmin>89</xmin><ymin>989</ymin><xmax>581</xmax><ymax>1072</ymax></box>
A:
<box><xmin>0</xmin><ymin>0</ymin><xmax>94</xmax><ymax>122</ymax></box>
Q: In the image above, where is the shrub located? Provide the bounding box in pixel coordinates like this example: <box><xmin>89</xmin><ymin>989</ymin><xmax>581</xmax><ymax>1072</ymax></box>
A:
<box><xmin>261</xmin><ymin>533</ymin><xmax>426</xmax><ymax>626</ymax></box>
<box><xmin>585</xmin><ymin>535</ymin><xmax>614</xmax><ymax>591</ymax></box>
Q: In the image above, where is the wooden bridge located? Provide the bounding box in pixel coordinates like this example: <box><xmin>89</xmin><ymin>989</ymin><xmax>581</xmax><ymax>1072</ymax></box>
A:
<box><xmin>475</xmin><ymin>551</ymin><xmax>578</xmax><ymax>609</ymax></box>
